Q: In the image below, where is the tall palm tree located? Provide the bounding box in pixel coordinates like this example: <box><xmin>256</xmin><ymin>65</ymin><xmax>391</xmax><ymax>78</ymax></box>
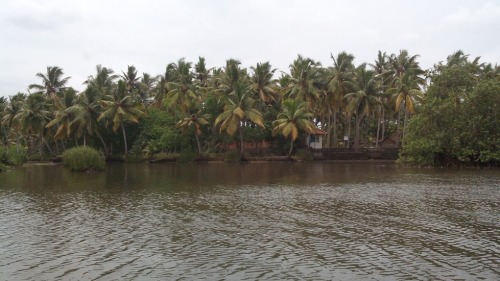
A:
<box><xmin>166</xmin><ymin>59</ymin><xmax>199</xmax><ymax>114</ymax></box>
<box><xmin>283</xmin><ymin>55</ymin><xmax>322</xmax><ymax>106</ymax></box>
<box><xmin>29</xmin><ymin>66</ymin><xmax>71</xmax><ymax>101</ymax></box>
<box><xmin>45</xmin><ymin>88</ymin><xmax>78</xmax><ymax>142</ymax></box>
<box><xmin>1</xmin><ymin>93</ymin><xmax>26</xmax><ymax>146</ymax></box>
<box><xmin>272</xmin><ymin>99</ymin><xmax>316</xmax><ymax>157</ymax></box>
<box><xmin>176</xmin><ymin>111</ymin><xmax>211</xmax><ymax>155</ymax></box>
<box><xmin>324</xmin><ymin>52</ymin><xmax>356</xmax><ymax>147</ymax></box>
<box><xmin>249</xmin><ymin>62</ymin><xmax>278</xmax><ymax>104</ymax></box>
<box><xmin>194</xmin><ymin>57</ymin><xmax>211</xmax><ymax>87</ymax></box>
<box><xmin>84</xmin><ymin>65</ymin><xmax>118</xmax><ymax>96</ymax></box>
<box><xmin>153</xmin><ymin>63</ymin><xmax>176</xmax><ymax>108</ymax></box>
<box><xmin>121</xmin><ymin>65</ymin><xmax>141</xmax><ymax>94</ymax></box>
<box><xmin>387</xmin><ymin>72</ymin><xmax>425</xmax><ymax>141</ymax></box>
<box><xmin>70</xmin><ymin>88</ymin><xmax>108</xmax><ymax>152</ymax></box>
<box><xmin>98</xmin><ymin>80</ymin><xmax>146</xmax><ymax>155</ymax></box>
<box><xmin>344</xmin><ymin>65</ymin><xmax>382</xmax><ymax>148</ymax></box>
<box><xmin>214</xmin><ymin>82</ymin><xmax>264</xmax><ymax>155</ymax></box>
<box><xmin>13</xmin><ymin>93</ymin><xmax>52</xmax><ymax>154</ymax></box>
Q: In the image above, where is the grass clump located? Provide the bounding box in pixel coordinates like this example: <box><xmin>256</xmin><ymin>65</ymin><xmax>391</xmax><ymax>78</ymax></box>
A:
<box><xmin>0</xmin><ymin>145</ymin><xmax>28</xmax><ymax>171</ymax></box>
<box><xmin>62</xmin><ymin>146</ymin><xmax>105</xmax><ymax>172</ymax></box>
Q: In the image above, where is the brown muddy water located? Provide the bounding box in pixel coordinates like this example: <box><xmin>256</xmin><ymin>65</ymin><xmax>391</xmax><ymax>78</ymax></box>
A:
<box><xmin>0</xmin><ymin>162</ymin><xmax>498</xmax><ymax>280</ymax></box>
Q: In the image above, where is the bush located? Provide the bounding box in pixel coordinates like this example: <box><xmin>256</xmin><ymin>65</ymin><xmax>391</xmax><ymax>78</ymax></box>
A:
<box><xmin>62</xmin><ymin>146</ymin><xmax>105</xmax><ymax>172</ymax></box>
<box><xmin>178</xmin><ymin>149</ymin><xmax>196</xmax><ymax>163</ymax></box>
<box><xmin>0</xmin><ymin>145</ymin><xmax>27</xmax><ymax>167</ymax></box>
<box><xmin>225</xmin><ymin>150</ymin><xmax>243</xmax><ymax>162</ymax></box>
<box><xmin>295</xmin><ymin>148</ymin><xmax>313</xmax><ymax>161</ymax></box>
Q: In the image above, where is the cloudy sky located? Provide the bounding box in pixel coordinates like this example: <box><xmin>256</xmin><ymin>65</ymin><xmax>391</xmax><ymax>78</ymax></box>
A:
<box><xmin>1</xmin><ymin>0</ymin><xmax>499</xmax><ymax>97</ymax></box>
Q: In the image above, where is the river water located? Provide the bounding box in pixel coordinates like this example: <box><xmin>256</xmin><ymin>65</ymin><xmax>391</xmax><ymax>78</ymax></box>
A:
<box><xmin>0</xmin><ymin>162</ymin><xmax>498</xmax><ymax>280</ymax></box>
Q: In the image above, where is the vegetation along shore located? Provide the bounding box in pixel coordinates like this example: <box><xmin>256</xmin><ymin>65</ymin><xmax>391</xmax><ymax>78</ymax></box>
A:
<box><xmin>1</xmin><ymin>50</ymin><xmax>499</xmax><ymax>171</ymax></box>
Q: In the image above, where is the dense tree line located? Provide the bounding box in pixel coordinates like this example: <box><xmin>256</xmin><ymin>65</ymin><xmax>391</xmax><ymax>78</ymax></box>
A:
<box><xmin>1</xmin><ymin>50</ymin><xmax>498</xmax><ymax>165</ymax></box>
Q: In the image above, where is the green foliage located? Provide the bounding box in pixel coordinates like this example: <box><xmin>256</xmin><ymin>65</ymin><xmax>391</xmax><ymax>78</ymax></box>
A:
<box><xmin>295</xmin><ymin>148</ymin><xmax>313</xmax><ymax>161</ymax></box>
<box><xmin>401</xmin><ymin>61</ymin><xmax>500</xmax><ymax>166</ymax></box>
<box><xmin>0</xmin><ymin>145</ymin><xmax>27</xmax><ymax>166</ymax></box>
<box><xmin>225</xmin><ymin>150</ymin><xmax>242</xmax><ymax>162</ymax></box>
<box><xmin>178</xmin><ymin>149</ymin><xmax>197</xmax><ymax>163</ymax></box>
<box><xmin>62</xmin><ymin>146</ymin><xmax>105</xmax><ymax>172</ymax></box>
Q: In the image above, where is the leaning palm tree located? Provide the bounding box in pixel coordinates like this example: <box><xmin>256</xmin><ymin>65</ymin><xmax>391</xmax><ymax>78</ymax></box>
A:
<box><xmin>214</xmin><ymin>82</ymin><xmax>264</xmax><ymax>155</ymax></box>
<box><xmin>176</xmin><ymin>110</ymin><xmax>211</xmax><ymax>156</ymax></box>
<box><xmin>272</xmin><ymin>99</ymin><xmax>316</xmax><ymax>157</ymax></box>
<box><xmin>29</xmin><ymin>66</ymin><xmax>71</xmax><ymax>101</ymax></box>
<box><xmin>98</xmin><ymin>80</ymin><xmax>146</xmax><ymax>155</ymax></box>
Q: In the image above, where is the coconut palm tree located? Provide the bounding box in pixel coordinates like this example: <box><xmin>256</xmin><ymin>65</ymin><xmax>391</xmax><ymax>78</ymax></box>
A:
<box><xmin>166</xmin><ymin>59</ymin><xmax>199</xmax><ymax>114</ymax></box>
<box><xmin>249</xmin><ymin>62</ymin><xmax>278</xmax><ymax>104</ymax></box>
<box><xmin>1</xmin><ymin>93</ymin><xmax>26</xmax><ymax>146</ymax></box>
<box><xmin>344</xmin><ymin>65</ymin><xmax>382</xmax><ymax>148</ymax></box>
<box><xmin>324</xmin><ymin>52</ymin><xmax>356</xmax><ymax>147</ymax></box>
<box><xmin>283</xmin><ymin>55</ymin><xmax>322</xmax><ymax>107</ymax></box>
<box><xmin>214</xmin><ymin>82</ymin><xmax>264</xmax><ymax>155</ymax></box>
<box><xmin>29</xmin><ymin>66</ymin><xmax>71</xmax><ymax>101</ymax></box>
<box><xmin>176</xmin><ymin>111</ymin><xmax>211</xmax><ymax>155</ymax></box>
<box><xmin>153</xmin><ymin>63</ymin><xmax>177</xmax><ymax>108</ymax></box>
<box><xmin>13</xmin><ymin>93</ymin><xmax>52</xmax><ymax>154</ymax></box>
<box><xmin>45</xmin><ymin>88</ymin><xmax>78</xmax><ymax>142</ymax></box>
<box><xmin>84</xmin><ymin>65</ymin><xmax>118</xmax><ymax>95</ymax></box>
<box><xmin>387</xmin><ymin>72</ymin><xmax>425</xmax><ymax>141</ymax></box>
<box><xmin>98</xmin><ymin>80</ymin><xmax>146</xmax><ymax>155</ymax></box>
<box><xmin>121</xmin><ymin>65</ymin><xmax>141</xmax><ymax>94</ymax></box>
<box><xmin>69</xmin><ymin>88</ymin><xmax>108</xmax><ymax>152</ymax></box>
<box><xmin>272</xmin><ymin>99</ymin><xmax>316</xmax><ymax>157</ymax></box>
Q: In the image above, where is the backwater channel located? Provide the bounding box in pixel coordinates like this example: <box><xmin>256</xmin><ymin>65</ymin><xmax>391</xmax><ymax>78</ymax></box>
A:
<box><xmin>0</xmin><ymin>162</ymin><xmax>498</xmax><ymax>280</ymax></box>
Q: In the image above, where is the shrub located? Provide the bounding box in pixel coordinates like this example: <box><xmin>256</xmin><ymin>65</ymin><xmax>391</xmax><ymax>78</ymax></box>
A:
<box><xmin>178</xmin><ymin>149</ymin><xmax>196</xmax><ymax>163</ymax></box>
<box><xmin>0</xmin><ymin>145</ymin><xmax>27</xmax><ymax>167</ymax></box>
<box><xmin>225</xmin><ymin>150</ymin><xmax>243</xmax><ymax>162</ymax></box>
<box><xmin>62</xmin><ymin>146</ymin><xmax>105</xmax><ymax>172</ymax></box>
<box><xmin>295</xmin><ymin>148</ymin><xmax>313</xmax><ymax>161</ymax></box>
<box><xmin>6</xmin><ymin>145</ymin><xmax>28</xmax><ymax>165</ymax></box>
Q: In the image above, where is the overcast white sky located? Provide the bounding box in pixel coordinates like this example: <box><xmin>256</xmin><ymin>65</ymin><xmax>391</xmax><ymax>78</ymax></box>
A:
<box><xmin>1</xmin><ymin>0</ymin><xmax>499</xmax><ymax>97</ymax></box>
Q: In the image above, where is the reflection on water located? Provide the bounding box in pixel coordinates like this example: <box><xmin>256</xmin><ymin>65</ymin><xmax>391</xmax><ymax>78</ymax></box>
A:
<box><xmin>0</xmin><ymin>163</ymin><xmax>499</xmax><ymax>280</ymax></box>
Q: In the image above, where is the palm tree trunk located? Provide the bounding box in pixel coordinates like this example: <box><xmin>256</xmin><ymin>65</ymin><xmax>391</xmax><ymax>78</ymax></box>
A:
<box><xmin>96</xmin><ymin>130</ymin><xmax>108</xmax><ymax>155</ymax></box>
<box><xmin>347</xmin><ymin>114</ymin><xmax>352</xmax><ymax>148</ymax></box>
<box><xmin>194</xmin><ymin>132</ymin><xmax>201</xmax><ymax>156</ymax></box>
<box><xmin>403</xmin><ymin>106</ymin><xmax>409</xmax><ymax>143</ymax></box>
<box><xmin>83</xmin><ymin>134</ymin><xmax>87</xmax><ymax>147</ymax></box>
<box><xmin>121</xmin><ymin>120</ymin><xmax>128</xmax><ymax>155</ymax></box>
<box><xmin>376</xmin><ymin>113</ymin><xmax>381</xmax><ymax>148</ymax></box>
<box><xmin>381</xmin><ymin>107</ymin><xmax>385</xmax><ymax>142</ymax></box>
<box><xmin>395</xmin><ymin>107</ymin><xmax>402</xmax><ymax>147</ymax></box>
<box><xmin>239</xmin><ymin>123</ymin><xmax>244</xmax><ymax>155</ymax></box>
<box><xmin>42</xmin><ymin>135</ymin><xmax>52</xmax><ymax>154</ymax></box>
<box><xmin>333</xmin><ymin>107</ymin><xmax>338</xmax><ymax>147</ymax></box>
<box><xmin>288</xmin><ymin>140</ymin><xmax>294</xmax><ymax>157</ymax></box>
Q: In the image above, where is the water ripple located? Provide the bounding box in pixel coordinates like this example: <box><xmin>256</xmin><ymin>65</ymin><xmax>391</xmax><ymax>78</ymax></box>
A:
<box><xmin>0</xmin><ymin>164</ymin><xmax>499</xmax><ymax>280</ymax></box>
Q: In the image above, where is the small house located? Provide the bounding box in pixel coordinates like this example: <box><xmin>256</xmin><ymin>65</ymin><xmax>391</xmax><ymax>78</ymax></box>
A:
<box><xmin>307</xmin><ymin>128</ymin><xmax>327</xmax><ymax>149</ymax></box>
